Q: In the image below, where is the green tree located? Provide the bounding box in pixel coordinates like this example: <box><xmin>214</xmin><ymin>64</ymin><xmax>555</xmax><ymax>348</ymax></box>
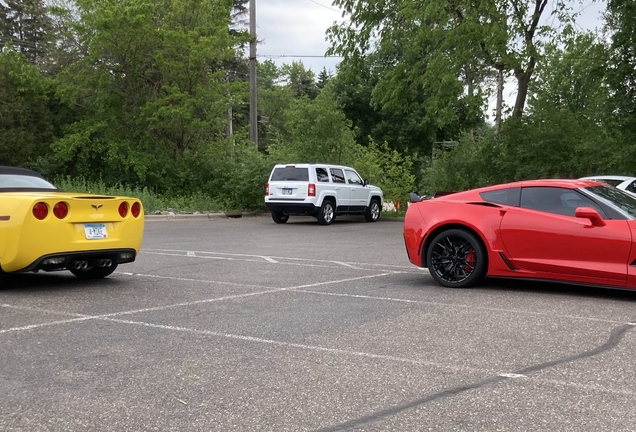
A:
<box><xmin>605</xmin><ymin>0</ymin><xmax>636</xmax><ymax>173</ymax></box>
<box><xmin>317</xmin><ymin>67</ymin><xmax>331</xmax><ymax>89</ymax></box>
<box><xmin>280</xmin><ymin>61</ymin><xmax>320</xmax><ymax>100</ymax></box>
<box><xmin>328</xmin><ymin>0</ymin><xmax>580</xmax><ymax>123</ymax></box>
<box><xmin>0</xmin><ymin>0</ymin><xmax>52</xmax><ymax>63</ymax></box>
<box><xmin>267</xmin><ymin>85</ymin><xmax>362</xmax><ymax>164</ymax></box>
<box><xmin>54</xmin><ymin>0</ymin><xmax>242</xmax><ymax>191</ymax></box>
<box><xmin>0</xmin><ymin>47</ymin><xmax>55</xmax><ymax>167</ymax></box>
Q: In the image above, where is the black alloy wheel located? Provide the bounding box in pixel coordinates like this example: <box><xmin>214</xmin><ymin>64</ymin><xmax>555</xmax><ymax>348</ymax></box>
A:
<box><xmin>271</xmin><ymin>212</ymin><xmax>289</xmax><ymax>224</ymax></box>
<box><xmin>426</xmin><ymin>229</ymin><xmax>486</xmax><ymax>288</ymax></box>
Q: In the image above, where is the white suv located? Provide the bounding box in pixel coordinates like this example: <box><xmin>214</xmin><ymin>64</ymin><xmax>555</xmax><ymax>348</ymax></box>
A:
<box><xmin>265</xmin><ymin>163</ymin><xmax>384</xmax><ymax>225</ymax></box>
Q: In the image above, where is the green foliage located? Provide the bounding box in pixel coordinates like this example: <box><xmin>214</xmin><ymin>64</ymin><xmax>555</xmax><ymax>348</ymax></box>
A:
<box><xmin>0</xmin><ymin>0</ymin><xmax>52</xmax><ymax>63</ymax></box>
<box><xmin>0</xmin><ymin>47</ymin><xmax>56</xmax><ymax>167</ymax></box>
<box><xmin>606</xmin><ymin>0</ymin><xmax>636</xmax><ymax>156</ymax></box>
<box><xmin>53</xmin><ymin>176</ymin><xmax>223</xmax><ymax>213</ymax></box>
<box><xmin>207</xmin><ymin>140</ymin><xmax>271</xmax><ymax>211</ymax></box>
<box><xmin>53</xmin><ymin>0</ymin><xmax>241</xmax><ymax>189</ymax></box>
<box><xmin>354</xmin><ymin>141</ymin><xmax>415</xmax><ymax>205</ymax></box>
<box><xmin>267</xmin><ymin>85</ymin><xmax>362</xmax><ymax>165</ymax></box>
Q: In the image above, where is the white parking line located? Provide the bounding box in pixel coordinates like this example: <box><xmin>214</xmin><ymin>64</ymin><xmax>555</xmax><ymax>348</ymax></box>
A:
<box><xmin>0</xmin><ymin>273</ymin><xmax>398</xmax><ymax>334</ymax></box>
<box><xmin>331</xmin><ymin>261</ymin><xmax>363</xmax><ymax>270</ymax></box>
<box><xmin>142</xmin><ymin>248</ymin><xmax>421</xmax><ymax>271</ymax></box>
<box><xmin>102</xmin><ymin>316</ymin><xmax>491</xmax><ymax>374</ymax></box>
<box><xmin>117</xmin><ymin>272</ymin><xmax>271</xmax><ymax>289</ymax></box>
<box><xmin>115</xmin><ymin>273</ymin><xmax>626</xmax><ymax>325</ymax></box>
<box><xmin>0</xmin><ymin>316</ymin><xmax>94</xmax><ymax>334</ymax></box>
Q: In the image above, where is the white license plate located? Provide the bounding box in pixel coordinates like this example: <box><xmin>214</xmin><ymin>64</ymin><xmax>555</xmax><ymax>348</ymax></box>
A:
<box><xmin>84</xmin><ymin>223</ymin><xmax>108</xmax><ymax>239</ymax></box>
<box><xmin>282</xmin><ymin>188</ymin><xmax>292</xmax><ymax>195</ymax></box>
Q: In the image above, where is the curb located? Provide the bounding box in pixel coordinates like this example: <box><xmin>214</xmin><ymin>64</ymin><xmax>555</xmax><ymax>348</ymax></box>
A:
<box><xmin>144</xmin><ymin>212</ymin><xmax>264</xmax><ymax>221</ymax></box>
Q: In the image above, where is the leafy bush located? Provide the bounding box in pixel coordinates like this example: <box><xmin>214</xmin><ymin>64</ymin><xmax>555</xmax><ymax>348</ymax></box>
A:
<box><xmin>52</xmin><ymin>176</ymin><xmax>222</xmax><ymax>213</ymax></box>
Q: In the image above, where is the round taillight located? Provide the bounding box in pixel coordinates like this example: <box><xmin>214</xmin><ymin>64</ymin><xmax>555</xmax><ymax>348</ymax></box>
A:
<box><xmin>131</xmin><ymin>202</ymin><xmax>141</xmax><ymax>218</ymax></box>
<box><xmin>118</xmin><ymin>202</ymin><xmax>128</xmax><ymax>218</ymax></box>
<box><xmin>33</xmin><ymin>202</ymin><xmax>48</xmax><ymax>220</ymax></box>
<box><xmin>53</xmin><ymin>202</ymin><xmax>68</xmax><ymax>219</ymax></box>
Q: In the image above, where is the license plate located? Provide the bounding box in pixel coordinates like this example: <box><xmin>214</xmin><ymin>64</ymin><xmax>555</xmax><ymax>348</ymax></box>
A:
<box><xmin>84</xmin><ymin>223</ymin><xmax>108</xmax><ymax>239</ymax></box>
<box><xmin>282</xmin><ymin>188</ymin><xmax>292</xmax><ymax>195</ymax></box>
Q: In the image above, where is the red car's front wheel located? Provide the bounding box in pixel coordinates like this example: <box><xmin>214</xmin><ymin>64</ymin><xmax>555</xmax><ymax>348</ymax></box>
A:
<box><xmin>426</xmin><ymin>229</ymin><xmax>487</xmax><ymax>288</ymax></box>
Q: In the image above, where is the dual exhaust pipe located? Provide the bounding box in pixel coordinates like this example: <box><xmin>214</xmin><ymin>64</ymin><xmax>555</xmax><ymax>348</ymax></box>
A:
<box><xmin>71</xmin><ymin>259</ymin><xmax>112</xmax><ymax>270</ymax></box>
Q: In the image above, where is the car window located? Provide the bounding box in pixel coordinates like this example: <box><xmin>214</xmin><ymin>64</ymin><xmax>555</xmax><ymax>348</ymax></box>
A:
<box><xmin>626</xmin><ymin>181</ymin><xmax>636</xmax><ymax>193</ymax></box>
<box><xmin>520</xmin><ymin>187</ymin><xmax>604</xmax><ymax>217</ymax></box>
<box><xmin>480</xmin><ymin>187</ymin><xmax>520</xmax><ymax>206</ymax></box>
<box><xmin>270</xmin><ymin>167</ymin><xmax>309</xmax><ymax>181</ymax></box>
<box><xmin>315</xmin><ymin>167</ymin><xmax>330</xmax><ymax>182</ymax></box>
<box><xmin>585</xmin><ymin>185</ymin><xmax>636</xmax><ymax>218</ymax></box>
<box><xmin>330</xmin><ymin>168</ymin><xmax>345</xmax><ymax>183</ymax></box>
<box><xmin>0</xmin><ymin>174</ymin><xmax>57</xmax><ymax>190</ymax></box>
<box><xmin>592</xmin><ymin>178</ymin><xmax>624</xmax><ymax>187</ymax></box>
<box><xmin>344</xmin><ymin>170</ymin><xmax>362</xmax><ymax>185</ymax></box>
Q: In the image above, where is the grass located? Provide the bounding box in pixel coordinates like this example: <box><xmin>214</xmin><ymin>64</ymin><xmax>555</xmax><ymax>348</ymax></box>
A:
<box><xmin>53</xmin><ymin>177</ymin><xmax>224</xmax><ymax>214</ymax></box>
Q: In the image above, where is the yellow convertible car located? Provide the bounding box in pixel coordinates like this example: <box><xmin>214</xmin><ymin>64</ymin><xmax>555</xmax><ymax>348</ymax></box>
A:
<box><xmin>0</xmin><ymin>166</ymin><xmax>144</xmax><ymax>285</ymax></box>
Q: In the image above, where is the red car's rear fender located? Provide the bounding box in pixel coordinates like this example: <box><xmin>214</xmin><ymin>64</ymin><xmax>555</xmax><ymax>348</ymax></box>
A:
<box><xmin>405</xmin><ymin>201</ymin><xmax>509</xmax><ymax>271</ymax></box>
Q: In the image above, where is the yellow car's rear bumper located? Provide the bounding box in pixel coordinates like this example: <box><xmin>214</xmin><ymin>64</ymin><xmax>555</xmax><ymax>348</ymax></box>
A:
<box><xmin>2</xmin><ymin>218</ymin><xmax>144</xmax><ymax>273</ymax></box>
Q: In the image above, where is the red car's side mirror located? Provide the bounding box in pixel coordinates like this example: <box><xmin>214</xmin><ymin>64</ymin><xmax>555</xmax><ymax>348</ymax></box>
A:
<box><xmin>575</xmin><ymin>207</ymin><xmax>606</xmax><ymax>226</ymax></box>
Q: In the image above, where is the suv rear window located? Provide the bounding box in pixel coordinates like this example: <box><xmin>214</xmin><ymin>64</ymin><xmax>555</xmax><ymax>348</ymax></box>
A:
<box><xmin>270</xmin><ymin>167</ymin><xmax>309</xmax><ymax>181</ymax></box>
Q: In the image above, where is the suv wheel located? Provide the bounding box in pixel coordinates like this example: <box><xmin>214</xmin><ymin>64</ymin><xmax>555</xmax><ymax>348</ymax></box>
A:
<box><xmin>271</xmin><ymin>212</ymin><xmax>289</xmax><ymax>224</ymax></box>
<box><xmin>317</xmin><ymin>200</ymin><xmax>335</xmax><ymax>225</ymax></box>
<box><xmin>364</xmin><ymin>199</ymin><xmax>381</xmax><ymax>222</ymax></box>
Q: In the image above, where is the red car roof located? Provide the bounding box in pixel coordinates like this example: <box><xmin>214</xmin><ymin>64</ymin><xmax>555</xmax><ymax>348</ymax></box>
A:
<box><xmin>434</xmin><ymin>179</ymin><xmax>607</xmax><ymax>202</ymax></box>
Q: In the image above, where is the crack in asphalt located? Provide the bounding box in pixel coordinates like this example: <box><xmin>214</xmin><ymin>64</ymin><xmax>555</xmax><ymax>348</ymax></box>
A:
<box><xmin>314</xmin><ymin>321</ymin><xmax>636</xmax><ymax>432</ymax></box>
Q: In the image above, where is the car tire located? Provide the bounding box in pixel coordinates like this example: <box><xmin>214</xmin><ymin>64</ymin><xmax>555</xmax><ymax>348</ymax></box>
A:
<box><xmin>0</xmin><ymin>266</ymin><xmax>7</xmax><ymax>288</ymax></box>
<box><xmin>70</xmin><ymin>262</ymin><xmax>119</xmax><ymax>279</ymax></box>
<box><xmin>364</xmin><ymin>199</ymin><xmax>381</xmax><ymax>222</ymax></box>
<box><xmin>317</xmin><ymin>200</ymin><xmax>335</xmax><ymax>225</ymax></box>
<box><xmin>426</xmin><ymin>229</ymin><xmax>487</xmax><ymax>288</ymax></box>
<box><xmin>271</xmin><ymin>212</ymin><xmax>289</xmax><ymax>224</ymax></box>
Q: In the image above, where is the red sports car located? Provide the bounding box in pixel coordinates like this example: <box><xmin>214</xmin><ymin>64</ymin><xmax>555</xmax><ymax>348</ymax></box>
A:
<box><xmin>404</xmin><ymin>179</ymin><xmax>636</xmax><ymax>288</ymax></box>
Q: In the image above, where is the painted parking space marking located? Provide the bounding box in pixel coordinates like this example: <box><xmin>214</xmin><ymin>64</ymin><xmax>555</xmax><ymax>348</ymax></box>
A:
<box><xmin>142</xmin><ymin>248</ymin><xmax>423</xmax><ymax>273</ymax></box>
<box><xmin>499</xmin><ymin>373</ymin><xmax>526</xmax><ymax>378</ymax></box>
<box><xmin>110</xmin><ymin>272</ymin><xmax>627</xmax><ymax>325</ymax></box>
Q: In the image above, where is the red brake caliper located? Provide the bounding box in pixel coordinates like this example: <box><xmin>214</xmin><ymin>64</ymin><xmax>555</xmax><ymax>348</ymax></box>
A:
<box><xmin>465</xmin><ymin>248</ymin><xmax>475</xmax><ymax>272</ymax></box>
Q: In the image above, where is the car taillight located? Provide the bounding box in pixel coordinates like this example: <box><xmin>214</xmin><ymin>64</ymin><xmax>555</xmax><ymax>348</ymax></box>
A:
<box><xmin>308</xmin><ymin>183</ymin><xmax>316</xmax><ymax>197</ymax></box>
<box><xmin>265</xmin><ymin>183</ymin><xmax>269</xmax><ymax>196</ymax></box>
<box><xmin>131</xmin><ymin>202</ymin><xmax>141</xmax><ymax>218</ymax></box>
<box><xmin>53</xmin><ymin>202</ymin><xmax>68</xmax><ymax>219</ymax></box>
<box><xmin>118</xmin><ymin>202</ymin><xmax>128</xmax><ymax>218</ymax></box>
<box><xmin>33</xmin><ymin>202</ymin><xmax>48</xmax><ymax>220</ymax></box>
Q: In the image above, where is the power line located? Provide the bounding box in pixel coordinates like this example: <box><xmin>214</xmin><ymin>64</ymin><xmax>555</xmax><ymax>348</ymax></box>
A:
<box><xmin>258</xmin><ymin>54</ymin><xmax>343</xmax><ymax>58</ymax></box>
<box><xmin>307</xmin><ymin>0</ymin><xmax>341</xmax><ymax>13</ymax></box>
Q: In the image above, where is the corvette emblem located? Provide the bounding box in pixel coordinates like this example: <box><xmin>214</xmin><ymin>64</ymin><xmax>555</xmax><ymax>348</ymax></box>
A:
<box><xmin>91</xmin><ymin>204</ymin><xmax>103</xmax><ymax>210</ymax></box>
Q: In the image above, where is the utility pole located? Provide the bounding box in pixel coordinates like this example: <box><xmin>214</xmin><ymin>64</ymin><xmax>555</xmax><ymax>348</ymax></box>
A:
<box><xmin>249</xmin><ymin>0</ymin><xmax>258</xmax><ymax>145</ymax></box>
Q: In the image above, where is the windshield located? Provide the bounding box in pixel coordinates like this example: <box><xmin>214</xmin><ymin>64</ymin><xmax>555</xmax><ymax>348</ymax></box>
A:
<box><xmin>584</xmin><ymin>185</ymin><xmax>636</xmax><ymax>218</ymax></box>
<box><xmin>0</xmin><ymin>174</ymin><xmax>57</xmax><ymax>190</ymax></box>
<box><xmin>589</xmin><ymin>178</ymin><xmax>624</xmax><ymax>187</ymax></box>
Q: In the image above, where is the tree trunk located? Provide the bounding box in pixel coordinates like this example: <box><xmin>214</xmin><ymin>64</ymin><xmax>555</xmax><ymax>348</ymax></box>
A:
<box><xmin>494</xmin><ymin>65</ymin><xmax>504</xmax><ymax>133</ymax></box>
<box><xmin>513</xmin><ymin>68</ymin><xmax>533</xmax><ymax>118</ymax></box>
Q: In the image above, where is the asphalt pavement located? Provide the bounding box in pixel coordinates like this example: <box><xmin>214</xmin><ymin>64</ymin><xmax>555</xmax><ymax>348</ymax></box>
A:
<box><xmin>2</xmin><ymin>214</ymin><xmax>636</xmax><ymax>431</ymax></box>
